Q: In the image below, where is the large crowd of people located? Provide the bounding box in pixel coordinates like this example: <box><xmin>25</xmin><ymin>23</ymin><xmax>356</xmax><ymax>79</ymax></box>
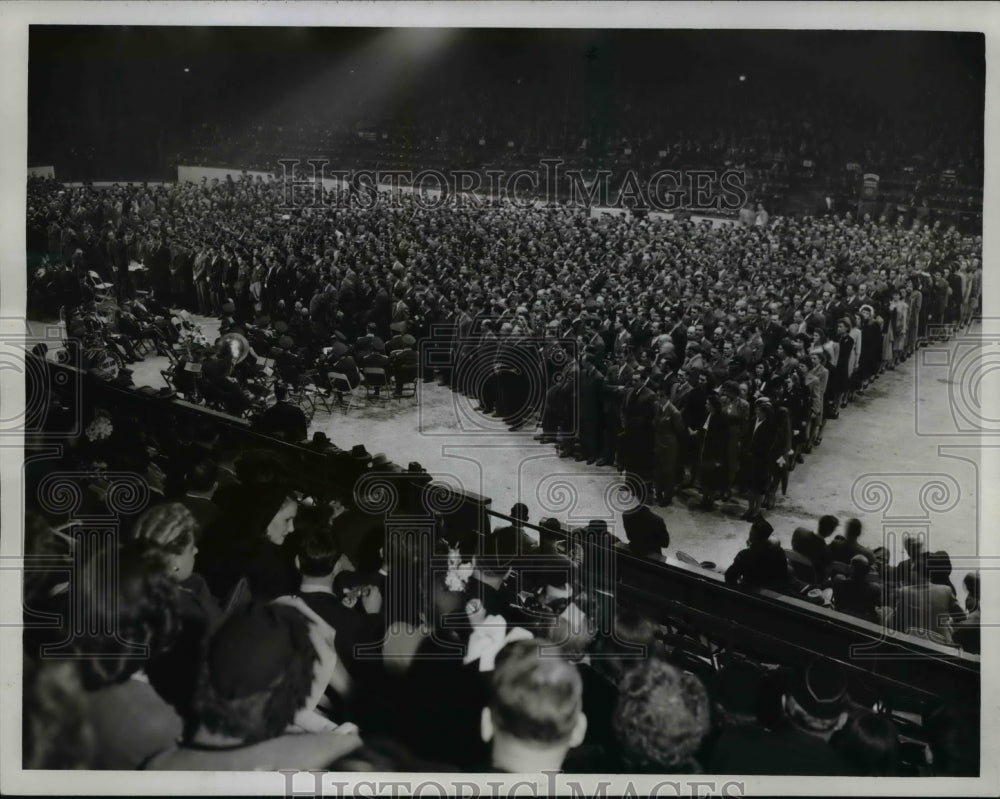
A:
<box><xmin>27</xmin><ymin>172</ymin><xmax>983</xmax><ymax>519</ymax></box>
<box><xmin>22</xmin><ymin>167</ymin><xmax>983</xmax><ymax>775</ymax></box>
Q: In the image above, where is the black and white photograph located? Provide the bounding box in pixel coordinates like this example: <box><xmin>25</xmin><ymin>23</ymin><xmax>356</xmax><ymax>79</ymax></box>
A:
<box><xmin>1</xmin><ymin>2</ymin><xmax>997</xmax><ymax>795</ymax></box>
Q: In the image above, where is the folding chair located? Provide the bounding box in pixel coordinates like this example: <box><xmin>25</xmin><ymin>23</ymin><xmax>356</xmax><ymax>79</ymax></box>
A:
<box><xmin>327</xmin><ymin>372</ymin><xmax>362</xmax><ymax>411</ymax></box>
<box><xmin>393</xmin><ymin>363</ymin><xmax>419</xmax><ymax>399</ymax></box>
<box><xmin>363</xmin><ymin>367</ymin><xmax>389</xmax><ymax>403</ymax></box>
<box><xmin>86</xmin><ymin>270</ymin><xmax>115</xmax><ymax>301</ymax></box>
<box><xmin>176</xmin><ymin>360</ymin><xmax>203</xmax><ymax>402</ymax></box>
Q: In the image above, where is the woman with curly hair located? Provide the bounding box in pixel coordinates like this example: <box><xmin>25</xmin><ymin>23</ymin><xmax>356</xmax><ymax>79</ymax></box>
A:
<box><xmin>611</xmin><ymin>657</ymin><xmax>712</xmax><ymax>773</ymax></box>
<box><xmin>70</xmin><ymin>546</ymin><xmax>186</xmax><ymax>769</ymax></box>
<box><xmin>125</xmin><ymin>502</ymin><xmax>222</xmax><ymax>729</ymax></box>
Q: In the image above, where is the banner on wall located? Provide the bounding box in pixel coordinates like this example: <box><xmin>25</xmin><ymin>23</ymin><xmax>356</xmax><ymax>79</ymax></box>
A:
<box><xmin>27</xmin><ymin>165</ymin><xmax>55</xmax><ymax>179</ymax></box>
<box><xmin>860</xmin><ymin>173</ymin><xmax>880</xmax><ymax>201</ymax></box>
<box><xmin>177</xmin><ymin>165</ymin><xmax>275</xmax><ymax>184</ymax></box>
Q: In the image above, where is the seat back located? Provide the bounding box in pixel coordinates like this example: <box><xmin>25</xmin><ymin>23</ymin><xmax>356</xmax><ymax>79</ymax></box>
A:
<box><xmin>328</xmin><ymin>371</ymin><xmax>353</xmax><ymax>392</ymax></box>
<box><xmin>363</xmin><ymin>367</ymin><xmax>387</xmax><ymax>387</ymax></box>
<box><xmin>784</xmin><ymin>548</ymin><xmax>819</xmax><ymax>585</ymax></box>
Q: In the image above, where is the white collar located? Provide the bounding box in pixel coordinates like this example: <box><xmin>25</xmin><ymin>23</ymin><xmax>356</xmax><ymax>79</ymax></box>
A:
<box><xmin>299</xmin><ymin>584</ymin><xmax>334</xmax><ymax>595</ymax></box>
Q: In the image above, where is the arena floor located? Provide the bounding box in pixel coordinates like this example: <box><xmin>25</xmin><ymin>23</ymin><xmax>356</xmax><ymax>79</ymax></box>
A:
<box><xmin>30</xmin><ymin>315</ymin><xmax>982</xmax><ymax>600</ymax></box>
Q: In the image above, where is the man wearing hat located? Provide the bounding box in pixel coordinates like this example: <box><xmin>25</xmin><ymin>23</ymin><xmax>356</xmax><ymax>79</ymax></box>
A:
<box><xmin>724</xmin><ymin>515</ymin><xmax>789</xmax><ymax>590</ymax></box>
<box><xmin>708</xmin><ymin>659</ymin><xmax>855</xmax><ymax>775</ymax></box>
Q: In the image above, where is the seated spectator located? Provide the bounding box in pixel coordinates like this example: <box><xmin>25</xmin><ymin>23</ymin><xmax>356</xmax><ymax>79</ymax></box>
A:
<box><xmin>611</xmin><ymin>657</ymin><xmax>712</xmax><ymax>773</ymax></box>
<box><xmin>143</xmin><ymin>599</ymin><xmax>361</xmax><ymax>770</ymax></box>
<box><xmin>72</xmin><ymin>548</ymin><xmax>186</xmax><ymax>769</ymax></box>
<box><xmin>293</xmin><ymin>510</ymin><xmax>384</xmax><ymax>682</ymax></box>
<box><xmin>892</xmin><ymin>554</ymin><xmax>965</xmax><ymax>644</ymax></box>
<box><xmin>818</xmin><ymin>513</ymin><xmax>840</xmax><ymax>542</ymax></box>
<box><xmin>22</xmin><ymin>511</ymin><xmax>73</xmax><ymax>641</ymax></box>
<box><xmin>724</xmin><ymin>515</ymin><xmax>790</xmax><ymax>590</ymax></box>
<box><xmin>197</xmin><ymin>486</ymin><xmax>301</xmax><ymax>604</ymax></box>
<box><xmin>465</xmin><ymin>553</ymin><xmax>518</xmax><ymax>620</ymax></box>
<box><xmin>829</xmin><ymin>710</ymin><xmax>901</xmax><ymax>776</ymax></box>
<box><xmin>387</xmin><ymin>340</ymin><xmax>418</xmax><ymax>396</ymax></box>
<box><xmin>252</xmin><ymin>382</ymin><xmax>308</xmax><ymax>443</ymax></box>
<box><xmin>922</xmin><ymin>705</ymin><xmax>980</xmax><ymax>777</ymax></box>
<box><xmin>125</xmin><ymin>502</ymin><xmax>223</xmax><ymax>725</ymax></box>
<box><xmin>771</xmin><ymin>660</ymin><xmax>856</xmax><ymax>775</ymax></box>
<box><xmin>829</xmin><ymin>518</ymin><xmax>876</xmax><ymax>565</ymax></box>
<box><xmin>480</xmin><ymin>639</ymin><xmax>587</xmax><ymax>772</ymax></box>
<box><xmin>790</xmin><ymin>526</ymin><xmax>825</xmax><ymax>582</ymax></box>
<box><xmin>22</xmin><ymin>656</ymin><xmax>95</xmax><ymax>769</ymax></box>
<box><xmin>489</xmin><ymin>502</ymin><xmax>539</xmax><ymax>558</ymax></box>
<box><xmin>893</xmin><ymin>533</ymin><xmax>925</xmax><ymax>585</ymax></box>
<box><xmin>537</xmin><ymin>516</ymin><xmax>570</xmax><ymax>557</ymax></box>
<box><xmin>952</xmin><ymin>571</ymin><xmax>980</xmax><ymax>653</ymax></box>
<box><xmin>706</xmin><ymin>659</ymin><xmax>787</xmax><ymax>772</ymax></box>
<box><xmin>927</xmin><ymin>550</ymin><xmax>956</xmax><ymax>594</ymax></box>
<box><xmin>832</xmin><ymin>555</ymin><xmax>882</xmax><ymax>623</ymax></box>
<box><xmin>620</xmin><ymin>481</ymin><xmax>670</xmax><ymax>560</ymax></box>
<box><xmin>177</xmin><ymin>454</ymin><xmax>220</xmax><ymax>539</ymax></box>
<box><xmin>199</xmin><ymin>347</ymin><xmax>251</xmax><ymax>415</ymax></box>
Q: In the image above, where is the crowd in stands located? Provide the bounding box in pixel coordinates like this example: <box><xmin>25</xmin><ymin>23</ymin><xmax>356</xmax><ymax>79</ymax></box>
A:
<box><xmin>162</xmin><ymin>52</ymin><xmax>983</xmax><ymax>227</ymax></box>
<box><xmin>22</xmin><ymin>388</ymin><xmax>981</xmax><ymax>774</ymax></box>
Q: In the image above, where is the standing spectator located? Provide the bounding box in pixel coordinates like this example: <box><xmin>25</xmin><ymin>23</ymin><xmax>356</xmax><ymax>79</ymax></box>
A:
<box><xmin>651</xmin><ymin>380</ymin><xmax>685</xmax><ymax>507</ymax></box>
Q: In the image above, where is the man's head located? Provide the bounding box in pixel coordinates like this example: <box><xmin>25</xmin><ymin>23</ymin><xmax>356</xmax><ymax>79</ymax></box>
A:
<box><xmin>294</xmin><ymin>515</ymin><xmax>340</xmax><ymax>579</ymax></box>
<box><xmin>481</xmin><ymin>639</ymin><xmax>586</xmax><ymax>769</ymax></box>
<box><xmin>902</xmin><ymin>533</ymin><xmax>924</xmax><ymax>561</ymax></box>
<box><xmin>748</xmin><ymin>515</ymin><xmax>774</xmax><ymax>547</ymax></box>
<box><xmin>818</xmin><ymin>515</ymin><xmax>839</xmax><ymax>539</ymax></box>
<box><xmin>850</xmin><ymin>554</ymin><xmax>870</xmax><ymax>580</ymax></box>
<box><xmin>186</xmin><ymin>455</ymin><xmax>219</xmax><ymax>495</ymax></box>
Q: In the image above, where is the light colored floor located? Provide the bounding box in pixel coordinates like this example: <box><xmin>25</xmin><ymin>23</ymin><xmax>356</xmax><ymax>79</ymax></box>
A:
<box><xmin>30</xmin><ymin>314</ymin><xmax>983</xmax><ymax>599</ymax></box>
